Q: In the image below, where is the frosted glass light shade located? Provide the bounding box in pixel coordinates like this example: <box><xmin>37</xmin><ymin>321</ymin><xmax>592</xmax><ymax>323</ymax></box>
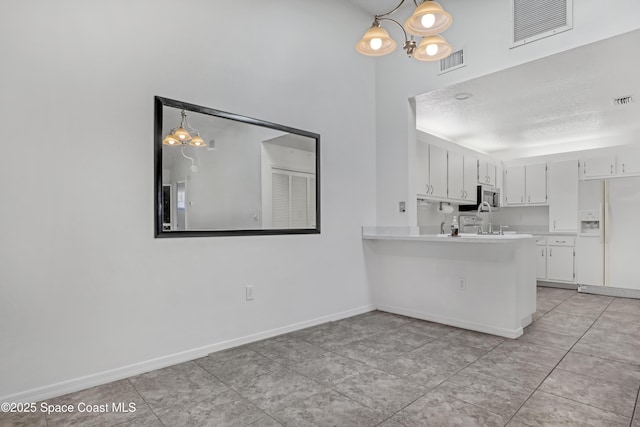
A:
<box><xmin>173</xmin><ymin>127</ymin><xmax>192</xmax><ymax>141</ymax></box>
<box><xmin>189</xmin><ymin>134</ymin><xmax>206</xmax><ymax>147</ymax></box>
<box><xmin>163</xmin><ymin>133</ymin><xmax>181</xmax><ymax>146</ymax></box>
<box><xmin>413</xmin><ymin>35</ymin><xmax>453</xmax><ymax>61</ymax></box>
<box><xmin>355</xmin><ymin>25</ymin><xmax>396</xmax><ymax>56</ymax></box>
<box><xmin>405</xmin><ymin>1</ymin><xmax>453</xmax><ymax>36</ymax></box>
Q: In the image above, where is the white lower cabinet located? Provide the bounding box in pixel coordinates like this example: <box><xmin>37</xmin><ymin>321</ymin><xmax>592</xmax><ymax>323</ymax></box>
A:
<box><xmin>535</xmin><ymin>237</ymin><xmax>547</xmax><ymax>280</ymax></box>
<box><xmin>535</xmin><ymin>236</ymin><xmax>575</xmax><ymax>283</ymax></box>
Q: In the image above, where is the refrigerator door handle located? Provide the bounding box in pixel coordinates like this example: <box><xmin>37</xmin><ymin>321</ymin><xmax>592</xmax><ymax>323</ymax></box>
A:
<box><xmin>604</xmin><ymin>201</ymin><xmax>610</xmax><ymax>244</ymax></box>
<box><xmin>603</xmin><ymin>180</ymin><xmax>610</xmax><ymax>287</ymax></box>
<box><xmin>599</xmin><ymin>202</ymin><xmax>604</xmax><ymax>245</ymax></box>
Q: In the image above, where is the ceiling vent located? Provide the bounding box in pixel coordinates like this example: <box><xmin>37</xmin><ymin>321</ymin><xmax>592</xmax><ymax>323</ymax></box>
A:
<box><xmin>439</xmin><ymin>49</ymin><xmax>465</xmax><ymax>74</ymax></box>
<box><xmin>511</xmin><ymin>0</ymin><xmax>573</xmax><ymax>48</ymax></box>
<box><xmin>612</xmin><ymin>95</ymin><xmax>634</xmax><ymax>106</ymax></box>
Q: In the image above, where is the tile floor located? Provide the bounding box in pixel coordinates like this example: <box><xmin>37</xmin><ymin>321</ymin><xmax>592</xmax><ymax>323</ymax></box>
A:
<box><xmin>2</xmin><ymin>287</ymin><xmax>640</xmax><ymax>426</ymax></box>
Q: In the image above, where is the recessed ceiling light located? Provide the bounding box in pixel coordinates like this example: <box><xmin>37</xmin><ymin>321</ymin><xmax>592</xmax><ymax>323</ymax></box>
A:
<box><xmin>454</xmin><ymin>92</ymin><xmax>472</xmax><ymax>101</ymax></box>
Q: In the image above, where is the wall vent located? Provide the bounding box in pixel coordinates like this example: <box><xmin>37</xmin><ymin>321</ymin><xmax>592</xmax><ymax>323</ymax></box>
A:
<box><xmin>439</xmin><ymin>49</ymin><xmax>465</xmax><ymax>75</ymax></box>
<box><xmin>207</xmin><ymin>138</ymin><xmax>216</xmax><ymax>151</ymax></box>
<box><xmin>612</xmin><ymin>95</ymin><xmax>634</xmax><ymax>106</ymax></box>
<box><xmin>511</xmin><ymin>0</ymin><xmax>573</xmax><ymax>48</ymax></box>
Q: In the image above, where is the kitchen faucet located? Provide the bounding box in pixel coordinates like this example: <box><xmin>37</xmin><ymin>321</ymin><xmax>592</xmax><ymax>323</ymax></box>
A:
<box><xmin>440</xmin><ymin>221</ymin><xmax>445</xmax><ymax>235</ymax></box>
<box><xmin>477</xmin><ymin>201</ymin><xmax>493</xmax><ymax>234</ymax></box>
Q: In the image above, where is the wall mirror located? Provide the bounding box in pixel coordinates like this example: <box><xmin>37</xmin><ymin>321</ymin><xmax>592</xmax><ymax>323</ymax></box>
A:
<box><xmin>154</xmin><ymin>96</ymin><xmax>320</xmax><ymax>237</ymax></box>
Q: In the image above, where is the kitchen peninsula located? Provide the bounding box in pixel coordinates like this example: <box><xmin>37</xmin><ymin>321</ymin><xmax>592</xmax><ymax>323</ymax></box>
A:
<box><xmin>363</xmin><ymin>227</ymin><xmax>536</xmax><ymax>338</ymax></box>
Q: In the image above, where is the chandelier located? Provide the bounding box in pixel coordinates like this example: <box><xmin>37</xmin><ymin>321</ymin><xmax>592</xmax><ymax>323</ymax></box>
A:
<box><xmin>162</xmin><ymin>110</ymin><xmax>206</xmax><ymax>147</ymax></box>
<box><xmin>355</xmin><ymin>0</ymin><xmax>453</xmax><ymax>61</ymax></box>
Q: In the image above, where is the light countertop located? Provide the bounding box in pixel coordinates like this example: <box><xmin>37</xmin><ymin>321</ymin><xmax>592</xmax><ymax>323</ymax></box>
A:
<box><xmin>362</xmin><ymin>227</ymin><xmax>534</xmax><ymax>244</ymax></box>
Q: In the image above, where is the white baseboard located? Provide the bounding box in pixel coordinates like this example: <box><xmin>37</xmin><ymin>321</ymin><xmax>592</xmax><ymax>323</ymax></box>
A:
<box><xmin>537</xmin><ymin>281</ymin><xmax>577</xmax><ymax>290</ymax></box>
<box><xmin>376</xmin><ymin>304</ymin><xmax>523</xmax><ymax>339</ymax></box>
<box><xmin>1</xmin><ymin>304</ymin><xmax>375</xmax><ymax>403</ymax></box>
<box><xmin>578</xmin><ymin>284</ymin><xmax>640</xmax><ymax>299</ymax></box>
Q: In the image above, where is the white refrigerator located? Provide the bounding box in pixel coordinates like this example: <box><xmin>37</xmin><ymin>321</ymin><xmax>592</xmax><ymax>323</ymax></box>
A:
<box><xmin>576</xmin><ymin>177</ymin><xmax>640</xmax><ymax>290</ymax></box>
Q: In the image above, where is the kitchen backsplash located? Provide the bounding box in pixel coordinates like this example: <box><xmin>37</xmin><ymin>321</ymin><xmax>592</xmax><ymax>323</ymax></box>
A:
<box><xmin>418</xmin><ymin>202</ymin><xmax>550</xmax><ymax>233</ymax></box>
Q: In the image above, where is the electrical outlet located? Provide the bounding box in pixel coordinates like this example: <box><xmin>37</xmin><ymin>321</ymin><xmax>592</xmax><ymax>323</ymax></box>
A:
<box><xmin>245</xmin><ymin>285</ymin><xmax>254</xmax><ymax>301</ymax></box>
<box><xmin>458</xmin><ymin>279</ymin><xmax>466</xmax><ymax>290</ymax></box>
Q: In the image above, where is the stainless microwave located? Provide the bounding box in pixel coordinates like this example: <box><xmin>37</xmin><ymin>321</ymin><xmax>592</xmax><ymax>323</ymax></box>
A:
<box><xmin>459</xmin><ymin>185</ymin><xmax>500</xmax><ymax>211</ymax></box>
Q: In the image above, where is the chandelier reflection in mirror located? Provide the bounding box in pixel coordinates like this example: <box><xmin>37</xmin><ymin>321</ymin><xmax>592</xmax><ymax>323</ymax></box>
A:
<box><xmin>162</xmin><ymin>109</ymin><xmax>206</xmax><ymax>173</ymax></box>
<box><xmin>163</xmin><ymin>110</ymin><xmax>207</xmax><ymax>147</ymax></box>
<box><xmin>355</xmin><ymin>0</ymin><xmax>453</xmax><ymax>61</ymax></box>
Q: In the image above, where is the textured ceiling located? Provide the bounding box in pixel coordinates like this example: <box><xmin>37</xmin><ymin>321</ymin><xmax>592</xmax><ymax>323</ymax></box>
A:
<box><xmin>415</xmin><ymin>29</ymin><xmax>640</xmax><ymax>159</ymax></box>
<box><xmin>347</xmin><ymin>0</ymin><xmax>404</xmax><ymax>15</ymax></box>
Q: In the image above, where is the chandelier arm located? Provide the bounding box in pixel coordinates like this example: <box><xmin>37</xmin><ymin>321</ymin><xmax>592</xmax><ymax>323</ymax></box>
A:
<box><xmin>375</xmin><ymin>0</ymin><xmax>407</xmax><ymax>19</ymax></box>
<box><xmin>377</xmin><ymin>17</ymin><xmax>409</xmax><ymax>42</ymax></box>
<box><xmin>413</xmin><ymin>0</ymin><xmax>422</xmax><ymax>7</ymax></box>
<box><xmin>184</xmin><ymin>114</ymin><xmax>199</xmax><ymax>133</ymax></box>
<box><xmin>180</xmin><ymin>145</ymin><xmax>196</xmax><ymax>165</ymax></box>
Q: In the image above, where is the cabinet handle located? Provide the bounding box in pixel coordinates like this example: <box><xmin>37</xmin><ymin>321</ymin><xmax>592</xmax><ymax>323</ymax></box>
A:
<box><xmin>430</xmin><ymin>185</ymin><xmax>434</xmax><ymax>195</ymax></box>
<box><xmin>464</xmin><ymin>190</ymin><xmax>468</xmax><ymax>198</ymax></box>
<box><xmin>554</xmin><ymin>220</ymin><xmax>556</xmax><ymax>229</ymax></box>
<box><xmin>550</xmin><ymin>248</ymin><xmax>553</xmax><ymax>257</ymax></box>
<box><xmin>556</xmin><ymin>240</ymin><xmax>566</xmax><ymax>243</ymax></box>
<box><xmin>528</xmin><ymin>195</ymin><xmax>531</xmax><ymax>203</ymax></box>
<box><xmin>623</xmin><ymin>163</ymin><xmax>625</xmax><ymax>174</ymax></box>
<box><xmin>611</xmin><ymin>164</ymin><xmax>614</xmax><ymax>174</ymax></box>
<box><xmin>521</xmin><ymin>196</ymin><xmax>524</xmax><ymax>203</ymax></box>
<box><xmin>541</xmin><ymin>249</ymin><xmax>544</xmax><ymax>257</ymax></box>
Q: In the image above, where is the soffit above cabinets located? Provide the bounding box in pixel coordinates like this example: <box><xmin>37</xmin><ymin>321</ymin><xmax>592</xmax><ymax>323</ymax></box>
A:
<box><xmin>415</xmin><ymin>29</ymin><xmax>640</xmax><ymax>160</ymax></box>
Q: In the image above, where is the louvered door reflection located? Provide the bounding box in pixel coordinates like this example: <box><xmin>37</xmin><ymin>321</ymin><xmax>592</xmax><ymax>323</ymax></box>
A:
<box><xmin>271</xmin><ymin>170</ymin><xmax>315</xmax><ymax>228</ymax></box>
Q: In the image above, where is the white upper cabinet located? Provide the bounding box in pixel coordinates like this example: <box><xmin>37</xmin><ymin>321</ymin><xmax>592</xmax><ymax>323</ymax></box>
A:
<box><xmin>448</xmin><ymin>152</ymin><xmax>477</xmax><ymax>203</ymax></box>
<box><xmin>477</xmin><ymin>159</ymin><xmax>497</xmax><ymax>186</ymax></box>
<box><xmin>416</xmin><ymin>142</ymin><xmax>448</xmax><ymax>200</ymax></box>
<box><xmin>616</xmin><ymin>149</ymin><xmax>640</xmax><ymax>176</ymax></box>
<box><xmin>448</xmin><ymin>151</ymin><xmax>465</xmax><ymax>201</ymax></box>
<box><xmin>429</xmin><ymin>145</ymin><xmax>448</xmax><ymax>199</ymax></box>
<box><xmin>548</xmin><ymin>160</ymin><xmax>579</xmax><ymax>232</ymax></box>
<box><xmin>504</xmin><ymin>165</ymin><xmax>526</xmax><ymax>205</ymax></box>
<box><xmin>416</xmin><ymin>140</ymin><xmax>431</xmax><ymax>196</ymax></box>
<box><xmin>581</xmin><ymin>152</ymin><xmax>640</xmax><ymax>179</ymax></box>
<box><xmin>582</xmin><ymin>156</ymin><xmax>616</xmax><ymax>179</ymax></box>
<box><xmin>504</xmin><ymin>164</ymin><xmax>547</xmax><ymax>206</ymax></box>
<box><xmin>464</xmin><ymin>156</ymin><xmax>478</xmax><ymax>205</ymax></box>
<box><xmin>526</xmin><ymin>163</ymin><xmax>547</xmax><ymax>204</ymax></box>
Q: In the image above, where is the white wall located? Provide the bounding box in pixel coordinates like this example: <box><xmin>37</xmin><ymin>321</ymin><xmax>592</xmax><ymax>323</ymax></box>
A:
<box><xmin>0</xmin><ymin>0</ymin><xmax>376</xmax><ymax>400</ymax></box>
<box><xmin>374</xmin><ymin>0</ymin><xmax>640</xmax><ymax>226</ymax></box>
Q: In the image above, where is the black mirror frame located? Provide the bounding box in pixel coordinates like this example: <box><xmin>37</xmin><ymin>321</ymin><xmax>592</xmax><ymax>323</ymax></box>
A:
<box><xmin>154</xmin><ymin>96</ymin><xmax>321</xmax><ymax>238</ymax></box>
